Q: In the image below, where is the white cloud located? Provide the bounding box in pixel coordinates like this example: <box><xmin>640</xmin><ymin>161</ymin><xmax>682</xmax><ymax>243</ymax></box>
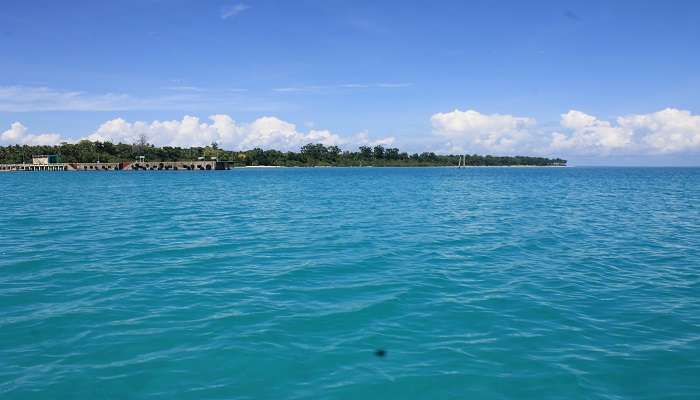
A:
<box><xmin>299</xmin><ymin>129</ymin><xmax>344</xmax><ymax>147</ymax></box>
<box><xmin>272</xmin><ymin>87</ymin><xmax>321</xmax><ymax>93</ymax></box>
<box><xmin>85</xmin><ymin>116</ymin><xmax>223</xmax><ymax>148</ymax></box>
<box><xmin>376</xmin><ymin>83</ymin><xmax>412</xmax><ymax>88</ymax></box>
<box><xmin>221</xmin><ymin>3</ymin><xmax>250</xmax><ymax>19</ymax></box>
<box><xmin>0</xmin><ymin>86</ymin><xmax>261</xmax><ymax>112</ymax></box>
<box><xmin>1</xmin><ymin>115</ymin><xmax>391</xmax><ymax>150</ymax></box>
<box><xmin>430</xmin><ymin>107</ymin><xmax>700</xmax><ymax>156</ymax></box>
<box><xmin>0</xmin><ymin>84</ymin><xmax>410</xmax><ymax>112</ymax></box>
<box><xmin>83</xmin><ymin>115</ymin><xmax>385</xmax><ymax>150</ymax></box>
<box><xmin>338</xmin><ymin>84</ymin><xmax>370</xmax><ymax>89</ymax></box>
<box><xmin>6</xmin><ymin>107</ymin><xmax>698</xmax><ymax>157</ymax></box>
<box><xmin>618</xmin><ymin>108</ymin><xmax>700</xmax><ymax>153</ymax></box>
<box><xmin>161</xmin><ymin>86</ymin><xmax>208</xmax><ymax>92</ymax></box>
<box><xmin>0</xmin><ymin>122</ymin><xmax>63</xmax><ymax>145</ymax></box>
<box><xmin>354</xmin><ymin>131</ymin><xmax>395</xmax><ymax>147</ymax></box>
<box><xmin>551</xmin><ymin>108</ymin><xmax>700</xmax><ymax>154</ymax></box>
<box><xmin>0</xmin><ymin>86</ymin><xmax>135</xmax><ymax>112</ymax></box>
<box><xmin>431</xmin><ymin>109</ymin><xmax>535</xmax><ymax>153</ymax></box>
<box><xmin>550</xmin><ymin>110</ymin><xmax>632</xmax><ymax>153</ymax></box>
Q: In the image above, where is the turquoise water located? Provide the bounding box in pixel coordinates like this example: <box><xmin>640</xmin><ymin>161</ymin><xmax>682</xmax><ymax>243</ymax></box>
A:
<box><xmin>1</xmin><ymin>167</ymin><xmax>699</xmax><ymax>399</ymax></box>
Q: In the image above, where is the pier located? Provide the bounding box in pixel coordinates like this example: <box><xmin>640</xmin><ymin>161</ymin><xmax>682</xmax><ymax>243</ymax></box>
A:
<box><xmin>126</xmin><ymin>160</ymin><xmax>224</xmax><ymax>171</ymax></box>
<box><xmin>0</xmin><ymin>164</ymin><xmax>69</xmax><ymax>172</ymax></box>
<box><xmin>0</xmin><ymin>155</ymin><xmax>231</xmax><ymax>172</ymax></box>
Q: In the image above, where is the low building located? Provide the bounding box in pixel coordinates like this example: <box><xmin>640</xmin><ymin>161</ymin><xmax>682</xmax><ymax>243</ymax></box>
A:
<box><xmin>32</xmin><ymin>155</ymin><xmax>59</xmax><ymax>165</ymax></box>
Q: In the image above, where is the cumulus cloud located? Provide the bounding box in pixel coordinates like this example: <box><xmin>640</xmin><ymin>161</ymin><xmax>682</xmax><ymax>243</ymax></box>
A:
<box><xmin>5</xmin><ymin>108</ymin><xmax>699</xmax><ymax>157</ymax></box>
<box><xmin>430</xmin><ymin>107</ymin><xmax>700</xmax><ymax>155</ymax></box>
<box><xmin>354</xmin><ymin>131</ymin><xmax>396</xmax><ymax>147</ymax></box>
<box><xmin>0</xmin><ymin>122</ymin><xmax>63</xmax><ymax>145</ymax></box>
<box><xmin>552</xmin><ymin>108</ymin><xmax>700</xmax><ymax>154</ymax></box>
<box><xmin>550</xmin><ymin>110</ymin><xmax>632</xmax><ymax>153</ymax></box>
<box><xmin>1</xmin><ymin>115</ymin><xmax>391</xmax><ymax>150</ymax></box>
<box><xmin>83</xmin><ymin>115</ymin><xmax>384</xmax><ymax>150</ymax></box>
<box><xmin>618</xmin><ymin>108</ymin><xmax>700</xmax><ymax>153</ymax></box>
<box><xmin>431</xmin><ymin>109</ymin><xmax>535</xmax><ymax>152</ymax></box>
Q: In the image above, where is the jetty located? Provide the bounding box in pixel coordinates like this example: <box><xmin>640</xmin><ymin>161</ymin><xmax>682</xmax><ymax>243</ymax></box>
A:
<box><xmin>0</xmin><ymin>155</ymin><xmax>231</xmax><ymax>172</ymax></box>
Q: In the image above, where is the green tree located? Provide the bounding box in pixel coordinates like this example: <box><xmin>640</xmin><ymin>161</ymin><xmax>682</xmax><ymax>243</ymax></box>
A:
<box><xmin>359</xmin><ymin>146</ymin><xmax>373</xmax><ymax>160</ymax></box>
<box><xmin>372</xmin><ymin>145</ymin><xmax>385</xmax><ymax>160</ymax></box>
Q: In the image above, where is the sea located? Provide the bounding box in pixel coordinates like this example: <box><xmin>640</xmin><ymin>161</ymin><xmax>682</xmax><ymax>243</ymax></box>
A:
<box><xmin>1</xmin><ymin>167</ymin><xmax>699</xmax><ymax>399</ymax></box>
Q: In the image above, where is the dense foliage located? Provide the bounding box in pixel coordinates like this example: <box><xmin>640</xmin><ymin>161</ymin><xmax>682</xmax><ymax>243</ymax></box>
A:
<box><xmin>0</xmin><ymin>141</ymin><xmax>566</xmax><ymax>167</ymax></box>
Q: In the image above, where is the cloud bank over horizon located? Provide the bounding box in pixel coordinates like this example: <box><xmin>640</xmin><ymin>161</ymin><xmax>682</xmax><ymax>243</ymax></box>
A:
<box><xmin>431</xmin><ymin>108</ymin><xmax>700</xmax><ymax>157</ymax></box>
<box><xmin>1</xmin><ymin>115</ymin><xmax>394</xmax><ymax>151</ymax></box>
<box><xmin>2</xmin><ymin>109</ymin><xmax>699</xmax><ymax>159</ymax></box>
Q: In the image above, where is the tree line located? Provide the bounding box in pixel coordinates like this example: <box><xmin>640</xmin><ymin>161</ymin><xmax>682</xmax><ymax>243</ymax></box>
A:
<box><xmin>0</xmin><ymin>140</ymin><xmax>566</xmax><ymax>167</ymax></box>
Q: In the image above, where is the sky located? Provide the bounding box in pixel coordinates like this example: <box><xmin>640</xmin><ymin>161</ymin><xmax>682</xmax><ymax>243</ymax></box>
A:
<box><xmin>1</xmin><ymin>0</ymin><xmax>699</xmax><ymax>165</ymax></box>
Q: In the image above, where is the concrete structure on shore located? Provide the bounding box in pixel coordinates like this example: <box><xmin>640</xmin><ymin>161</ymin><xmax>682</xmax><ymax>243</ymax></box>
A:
<box><xmin>33</xmin><ymin>155</ymin><xmax>59</xmax><ymax>165</ymax></box>
<box><xmin>0</xmin><ymin>155</ymin><xmax>231</xmax><ymax>172</ymax></box>
<box><xmin>1</xmin><ymin>164</ymin><xmax>69</xmax><ymax>172</ymax></box>
<box><xmin>126</xmin><ymin>160</ymin><xmax>223</xmax><ymax>171</ymax></box>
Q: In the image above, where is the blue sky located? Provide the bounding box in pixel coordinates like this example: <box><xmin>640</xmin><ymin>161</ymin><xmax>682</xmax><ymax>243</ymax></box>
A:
<box><xmin>1</xmin><ymin>0</ymin><xmax>699</xmax><ymax>165</ymax></box>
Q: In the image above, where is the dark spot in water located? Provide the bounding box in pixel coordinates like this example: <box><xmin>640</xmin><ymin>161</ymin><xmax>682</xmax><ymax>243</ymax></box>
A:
<box><xmin>375</xmin><ymin>349</ymin><xmax>386</xmax><ymax>358</ymax></box>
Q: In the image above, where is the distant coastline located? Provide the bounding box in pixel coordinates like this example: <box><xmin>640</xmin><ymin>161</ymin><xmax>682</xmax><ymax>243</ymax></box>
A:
<box><xmin>0</xmin><ymin>141</ymin><xmax>566</xmax><ymax>169</ymax></box>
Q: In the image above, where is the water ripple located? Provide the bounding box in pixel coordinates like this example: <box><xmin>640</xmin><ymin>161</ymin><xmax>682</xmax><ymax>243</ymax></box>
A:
<box><xmin>1</xmin><ymin>168</ymin><xmax>699</xmax><ymax>399</ymax></box>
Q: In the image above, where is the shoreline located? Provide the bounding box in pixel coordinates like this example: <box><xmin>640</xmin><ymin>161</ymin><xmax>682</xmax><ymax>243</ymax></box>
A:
<box><xmin>1</xmin><ymin>164</ymin><xmax>569</xmax><ymax>173</ymax></box>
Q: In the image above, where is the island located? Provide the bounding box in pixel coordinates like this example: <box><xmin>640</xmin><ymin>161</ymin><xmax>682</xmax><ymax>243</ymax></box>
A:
<box><xmin>0</xmin><ymin>141</ymin><xmax>566</xmax><ymax>171</ymax></box>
